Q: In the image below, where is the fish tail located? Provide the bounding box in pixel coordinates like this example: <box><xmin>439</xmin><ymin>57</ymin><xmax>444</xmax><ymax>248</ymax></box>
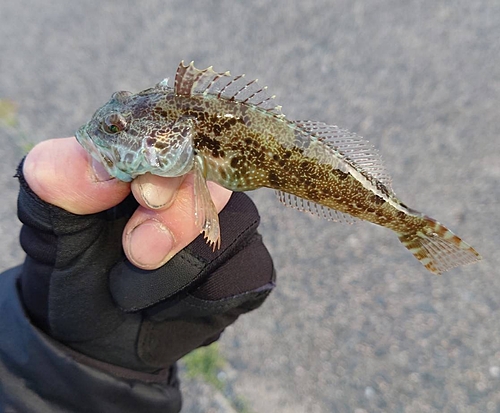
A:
<box><xmin>398</xmin><ymin>217</ymin><xmax>481</xmax><ymax>274</ymax></box>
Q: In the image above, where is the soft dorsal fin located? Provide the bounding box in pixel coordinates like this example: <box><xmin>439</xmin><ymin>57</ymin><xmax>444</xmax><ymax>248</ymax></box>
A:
<box><xmin>293</xmin><ymin>120</ymin><xmax>393</xmax><ymax>190</ymax></box>
<box><xmin>174</xmin><ymin>61</ymin><xmax>284</xmax><ymax>116</ymax></box>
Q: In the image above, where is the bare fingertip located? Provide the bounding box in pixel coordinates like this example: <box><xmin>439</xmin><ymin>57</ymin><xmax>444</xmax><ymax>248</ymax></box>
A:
<box><xmin>125</xmin><ymin>219</ymin><xmax>175</xmax><ymax>269</ymax></box>
<box><xmin>132</xmin><ymin>174</ymin><xmax>185</xmax><ymax>210</ymax></box>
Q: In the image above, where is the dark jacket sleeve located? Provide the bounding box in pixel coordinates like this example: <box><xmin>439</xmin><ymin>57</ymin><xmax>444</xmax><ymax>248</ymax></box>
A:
<box><xmin>0</xmin><ymin>266</ymin><xmax>182</xmax><ymax>413</ymax></box>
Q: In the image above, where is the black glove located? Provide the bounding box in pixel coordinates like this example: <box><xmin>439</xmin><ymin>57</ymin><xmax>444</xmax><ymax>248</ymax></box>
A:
<box><xmin>16</xmin><ymin>161</ymin><xmax>275</xmax><ymax>374</ymax></box>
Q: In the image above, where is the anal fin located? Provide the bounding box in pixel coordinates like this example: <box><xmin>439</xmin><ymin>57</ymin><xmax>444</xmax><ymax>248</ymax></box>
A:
<box><xmin>276</xmin><ymin>190</ymin><xmax>357</xmax><ymax>224</ymax></box>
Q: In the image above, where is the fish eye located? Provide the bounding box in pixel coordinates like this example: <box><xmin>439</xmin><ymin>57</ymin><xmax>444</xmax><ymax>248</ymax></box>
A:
<box><xmin>102</xmin><ymin>113</ymin><xmax>127</xmax><ymax>134</ymax></box>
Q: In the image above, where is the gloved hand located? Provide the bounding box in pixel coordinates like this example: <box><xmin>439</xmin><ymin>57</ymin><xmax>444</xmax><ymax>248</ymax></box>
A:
<box><xmin>17</xmin><ymin>137</ymin><xmax>275</xmax><ymax>374</ymax></box>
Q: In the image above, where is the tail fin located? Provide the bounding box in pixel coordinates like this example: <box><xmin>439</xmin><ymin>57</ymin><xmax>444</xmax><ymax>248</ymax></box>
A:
<box><xmin>398</xmin><ymin>217</ymin><xmax>481</xmax><ymax>274</ymax></box>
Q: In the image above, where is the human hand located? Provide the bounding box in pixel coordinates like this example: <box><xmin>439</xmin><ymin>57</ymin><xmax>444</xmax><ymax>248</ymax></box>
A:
<box><xmin>23</xmin><ymin>137</ymin><xmax>232</xmax><ymax>269</ymax></box>
<box><xmin>18</xmin><ymin>137</ymin><xmax>274</xmax><ymax>373</ymax></box>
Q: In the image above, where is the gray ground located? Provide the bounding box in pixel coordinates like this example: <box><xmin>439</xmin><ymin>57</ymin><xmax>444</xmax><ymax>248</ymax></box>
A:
<box><xmin>1</xmin><ymin>1</ymin><xmax>499</xmax><ymax>412</ymax></box>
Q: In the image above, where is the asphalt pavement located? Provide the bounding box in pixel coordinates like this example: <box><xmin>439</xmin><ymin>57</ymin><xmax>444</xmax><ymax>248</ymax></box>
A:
<box><xmin>1</xmin><ymin>1</ymin><xmax>499</xmax><ymax>412</ymax></box>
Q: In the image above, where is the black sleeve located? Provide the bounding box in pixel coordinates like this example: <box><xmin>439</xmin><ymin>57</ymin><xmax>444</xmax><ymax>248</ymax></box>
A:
<box><xmin>0</xmin><ymin>266</ymin><xmax>183</xmax><ymax>413</ymax></box>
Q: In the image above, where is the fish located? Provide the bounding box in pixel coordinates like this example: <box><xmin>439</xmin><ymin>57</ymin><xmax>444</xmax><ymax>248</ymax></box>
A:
<box><xmin>76</xmin><ymin>61</ymin><xmax>481</xmax><ymax>274</ymax></box>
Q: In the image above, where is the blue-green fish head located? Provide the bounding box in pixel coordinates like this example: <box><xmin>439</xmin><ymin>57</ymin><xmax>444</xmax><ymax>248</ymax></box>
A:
<box><xmin>76</xmin><ymin>89</ymin><xmax>195</xmax><ymax>182</ymax></box>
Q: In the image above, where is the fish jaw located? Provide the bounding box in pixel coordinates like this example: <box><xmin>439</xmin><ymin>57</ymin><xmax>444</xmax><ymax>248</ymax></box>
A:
<box><xmin>76</xmin><ymin>124</ymin><xmax>134</xmax><ymax>182</ymax></box>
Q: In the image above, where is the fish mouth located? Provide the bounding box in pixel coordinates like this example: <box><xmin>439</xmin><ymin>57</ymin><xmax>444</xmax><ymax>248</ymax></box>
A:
<box><xmin>75</xmin><ymin>125</ymin><xmax>103</xmax><ymax>161</ymax></box>
<box><xmin>75</xmin><ymin>125</ymin><xmax>134</xmax><ymax>182</ymax></box>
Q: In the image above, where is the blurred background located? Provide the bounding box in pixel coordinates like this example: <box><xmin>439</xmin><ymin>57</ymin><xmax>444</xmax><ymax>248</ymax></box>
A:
<box><xmin>1</xmin><ymin>1</ymin><xmax>499</xmax><ymax>412</ymax></box>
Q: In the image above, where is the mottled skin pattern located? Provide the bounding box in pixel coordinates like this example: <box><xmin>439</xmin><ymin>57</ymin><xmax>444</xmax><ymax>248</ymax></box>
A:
<box><xmin>76</xmin><ymin>62</ymin><xmax>481</xmax><ymax>274</ymax></box>
<box><xmin>135</xmin><ymin>91</ymin><xmax>424</xmax><ymax>234</ymax></box>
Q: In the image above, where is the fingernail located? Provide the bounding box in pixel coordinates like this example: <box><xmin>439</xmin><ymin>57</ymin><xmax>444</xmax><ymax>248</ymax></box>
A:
<box><xmin>127</xmin><ymin>219</ymin><xmax>174</xmax><ymax>268</ymax></box>
<box><xmin>139</xmin><ymin>181</ymin><xmax>174</xmax><ymax>209</ymax></box>
<box><xmin>91</xmin><ymin>157</ymin><xmax>113</xmax><ymax>182</ymax></box>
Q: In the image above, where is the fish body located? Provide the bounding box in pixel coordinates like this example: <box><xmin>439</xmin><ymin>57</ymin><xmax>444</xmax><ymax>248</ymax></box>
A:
<box><xmin>76</xmin><ymin>61</ymin><xmax>481</xmax><ymax>274</ymax></box>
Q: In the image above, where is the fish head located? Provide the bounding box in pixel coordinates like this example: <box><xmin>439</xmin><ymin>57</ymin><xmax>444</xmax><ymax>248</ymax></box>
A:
<box><xmin>76</xmin><ymin>89</ymin><xmax>195</xmax><ymax>182</ymax></box>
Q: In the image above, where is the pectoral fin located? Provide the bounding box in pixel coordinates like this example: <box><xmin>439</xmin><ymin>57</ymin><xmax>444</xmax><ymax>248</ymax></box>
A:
<box><xmin>193</xmin><ymin>156</ymin><xmax>221</xmax><ymax>250</ymax></box>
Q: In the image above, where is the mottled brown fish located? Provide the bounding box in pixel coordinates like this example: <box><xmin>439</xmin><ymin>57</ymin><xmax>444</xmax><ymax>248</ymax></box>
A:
<box><xmin>76</xmin><ymin>61</ymin><xmax>481</xmax><ymax>274</ymax></box>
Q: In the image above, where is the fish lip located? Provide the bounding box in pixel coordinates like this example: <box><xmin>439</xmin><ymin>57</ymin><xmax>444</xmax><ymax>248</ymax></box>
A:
<box><xmin>75</xmin><ymin>124</ymin><xmax>106</xmax><ymax>161</ymax></box>
<box><xmin>75</xmin><ymin>124</ymin><xmax>95</xmax><ymax>151</ymax></box>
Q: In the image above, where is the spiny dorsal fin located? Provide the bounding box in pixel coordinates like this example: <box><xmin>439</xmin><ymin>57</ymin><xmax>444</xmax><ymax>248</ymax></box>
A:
<box><xmin>293</xmin><ymin>120</ymin><xmax>393</xmax><ymax>190</ymax></box>
<box><xmin>174</xmin><ymin>61</ymin><xmax>225</xmax><ymax>96</ymax></box>
<box><xmin>174</xmin><ymin>61</ymin><xmax>284</xmax><ymax>116</ymax></box>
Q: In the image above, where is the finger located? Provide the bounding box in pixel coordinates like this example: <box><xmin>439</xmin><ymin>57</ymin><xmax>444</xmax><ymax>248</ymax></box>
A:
<box><xmin>131</xmin><ymin>173</ymin><xmax>185</xmax><ymax>210</ymax></box>
<box><xmin>123</xmin><ymin>174</ymin><xmax>232</xmax><ymax>269</ymax></box>
<box><xmin>23</xmin><ymin>137</ymin><xmax>131</xmax><ymax>215</ymax></box>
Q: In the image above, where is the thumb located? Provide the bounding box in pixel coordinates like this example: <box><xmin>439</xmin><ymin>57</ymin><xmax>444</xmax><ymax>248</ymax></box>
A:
<box><xmin>23</xmin><ymin>137</ymin><xmax>131</xmax><ymax>214</ymax></box>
